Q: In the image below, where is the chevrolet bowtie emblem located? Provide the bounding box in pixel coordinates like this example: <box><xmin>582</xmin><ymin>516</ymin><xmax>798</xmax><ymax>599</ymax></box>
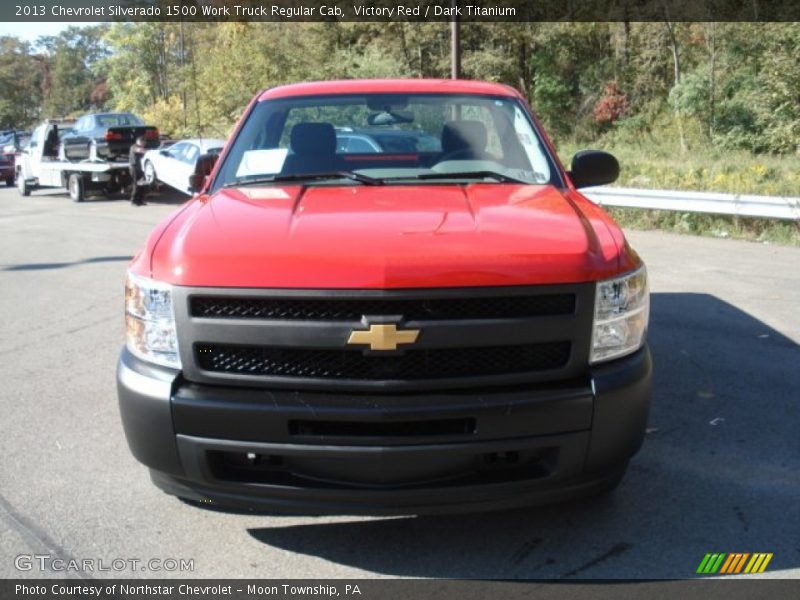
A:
<box><xmin>347</xmin><ymin>323</ymin><xmax>421</xmax><ymax>351</ymax></box>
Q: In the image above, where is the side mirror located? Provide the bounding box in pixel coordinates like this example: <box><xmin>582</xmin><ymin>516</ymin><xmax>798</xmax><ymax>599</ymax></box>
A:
<box><xmin>188</xmin><ymin>153</ymin><xmax>218</xmax><ymax>193</ymax></box>
<box><xmin>159</xmin><ymin>149</ymin><xmax>170</xmax><ymax>156</ymax></box>
<box><xmin>568</xmin><ymin>150</ymin><xmax>619</xmax><ymax>189</ymax></box>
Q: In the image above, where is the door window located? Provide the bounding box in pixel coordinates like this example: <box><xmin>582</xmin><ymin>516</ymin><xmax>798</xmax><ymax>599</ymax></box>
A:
<box><xmin>29</xmin><ymin>125</ymin><xmax>43</xmax><ymax>148</ymax></box>
<box><xmin>167</xmin><ymin>143</ymin><xmax>187</xmax><ymax>159</ymax></box>
<box><xmin>182</xmin><ymin>144</ymin><xmax>199</xmax><ymax>164</ymax></box>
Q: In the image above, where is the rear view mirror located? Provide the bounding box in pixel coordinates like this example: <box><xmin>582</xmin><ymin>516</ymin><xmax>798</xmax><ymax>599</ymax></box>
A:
<box><xmin>367</xmin><ymin>110</ymin><xmax>414</xmax><ymax>126</ymax></box>
<box><xmin>568</xmin><ymin>150</ymin><xmax>619</xmax><ymax>189</ymax></box>
<box><xmin>188</xmin><ymin>153</ymin><xmax>218</xmax><ymax>193</ymax></box>
<box><xmin>366</xmin><ymin>95</ymin><xmax>409</xmax><ymax>111</ymax></box>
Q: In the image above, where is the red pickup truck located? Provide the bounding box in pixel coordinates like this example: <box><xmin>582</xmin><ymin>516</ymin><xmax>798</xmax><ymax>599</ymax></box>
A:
<box><xmin>117</xmin><ymin>79</ymin><xmax>651</xmax><ymax>514</ymax></box>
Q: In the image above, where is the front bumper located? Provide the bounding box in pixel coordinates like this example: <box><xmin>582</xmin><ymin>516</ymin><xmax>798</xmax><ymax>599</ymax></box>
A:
<box><xmin>117</xmin><ymin>346</ymin><xmax>651</xmax><ymax>515</ymax></box>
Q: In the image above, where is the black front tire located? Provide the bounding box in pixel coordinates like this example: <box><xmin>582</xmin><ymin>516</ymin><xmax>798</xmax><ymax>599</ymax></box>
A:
<box><xmin>5</xmin><ymin>176</ymin><xmax>13</xmax><ymax>187</ymax></box>
<box><xmin>68</xmin><ymin>173</ymin><xmax>85</xmax><ymax>202</ymax></box>
<box><xmin>17</xmin><ymin>174</ymin><xmax>30</xmax><ymax>197</ymax></box>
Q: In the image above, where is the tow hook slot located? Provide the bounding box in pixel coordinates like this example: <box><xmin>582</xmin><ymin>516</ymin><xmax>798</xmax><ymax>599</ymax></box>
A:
<box><xmin>483</xmin><ymin>450</ymin><xmax>520</xmax><ymax>466</ymax></box>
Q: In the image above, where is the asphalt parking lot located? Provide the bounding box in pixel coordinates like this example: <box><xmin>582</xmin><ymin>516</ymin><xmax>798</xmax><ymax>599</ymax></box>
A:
<box><xmin>1</xmin><ymin>186</ymin><xmax>798</xmax><ymax>580</ymax></box>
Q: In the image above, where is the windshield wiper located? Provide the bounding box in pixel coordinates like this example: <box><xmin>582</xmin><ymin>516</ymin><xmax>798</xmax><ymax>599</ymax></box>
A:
<box><xmin>412</xmin><ymin>170</ymin><xmax>529</xmax><ymax>184</ymax></box>
<box><xmin>223</xmin><ymin>171</ymin><xmax>384</xmax><ymax>188</ymax></box>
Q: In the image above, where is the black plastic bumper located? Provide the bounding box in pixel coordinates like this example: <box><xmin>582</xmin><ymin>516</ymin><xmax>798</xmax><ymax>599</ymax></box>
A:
<box><xmin>117</xmin><ymin>346</ymin><xmax>651</xmax><ymax>515</ymax></box>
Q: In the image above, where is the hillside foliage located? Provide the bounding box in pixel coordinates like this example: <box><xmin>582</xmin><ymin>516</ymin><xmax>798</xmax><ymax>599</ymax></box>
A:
<box><xmin>1</xmin><ymin>22</ymin><xmax>797</xmax><ymax>162</ymax></box>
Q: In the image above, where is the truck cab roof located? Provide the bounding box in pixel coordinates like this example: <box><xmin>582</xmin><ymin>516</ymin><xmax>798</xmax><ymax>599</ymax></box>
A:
<box><xmin>259</xmin><ymin>78</ymin><xmax>524</xmax><ymax>101</ymax></box>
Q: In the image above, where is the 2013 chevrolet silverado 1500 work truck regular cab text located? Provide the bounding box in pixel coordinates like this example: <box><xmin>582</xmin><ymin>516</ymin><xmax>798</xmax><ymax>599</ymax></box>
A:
<box><xmin>117</xmin><ymin>79</ymin><xmax>652</xmax><ymax>515</ymax></box>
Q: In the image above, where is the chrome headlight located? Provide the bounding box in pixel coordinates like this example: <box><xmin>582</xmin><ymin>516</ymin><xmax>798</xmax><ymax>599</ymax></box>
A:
<box><xmin>590</xmin><ymin>266</ymin><xmax>649</xmax><ymax>364</ymax></box>
<box><xmin>125</xmin><ymin>273</ymin><xmax>181</xmax><ymax>368</ymax></box>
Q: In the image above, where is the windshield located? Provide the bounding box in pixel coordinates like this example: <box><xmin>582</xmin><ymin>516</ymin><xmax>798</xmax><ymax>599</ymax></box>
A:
<box><xmin>97</xmin><ymin>113</ymin><xmax>144</xmax><ymax>128</ymax></box>
<box><xmin>212</xmin><ymin>93</ymin><xmax>556</xmax><ymax>191</ymax></box>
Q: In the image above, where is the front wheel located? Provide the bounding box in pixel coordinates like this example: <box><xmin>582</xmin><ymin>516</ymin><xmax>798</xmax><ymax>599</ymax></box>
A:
<box><xmin>68</xmin><ymin>173</ymin><xmax>85</xmax><ymax>202</ymax></box>
<box><xmin>5</xmin><ymin>176</ymin><xmax>13</xmax><ymax>187</ymax></box>
<box><xmin>17</xmin><ymin>173</ymin><xmax>30</xmax><ymax>196</ymax></box>
<box><xmin>143</xmin><ymin>160</ymin><xmax>156</xmax><ymax>185</ymax></box>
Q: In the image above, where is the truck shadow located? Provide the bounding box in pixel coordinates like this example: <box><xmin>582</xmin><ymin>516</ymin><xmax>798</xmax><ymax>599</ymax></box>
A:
<box><xmin>2</xmin><ymin>255</ymin><xmax>133</xmax><ymax>272</ymax></box>
<box><xmin>245</xmin><ymin>292</ymin><xmax>800</xmax><ymax>579</ymax></box>
<box><xmin>30</xmin><ymin>186</ymin><xmax>189</xmax><ymax>205</ymax></box>
<box><xmin>142</xmin><ymin>186</ymin><xmax>191</xmax><ymax>205</ymax></box>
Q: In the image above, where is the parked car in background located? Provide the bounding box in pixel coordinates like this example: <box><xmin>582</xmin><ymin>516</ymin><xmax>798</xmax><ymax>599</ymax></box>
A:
<box><xmin>0</xmin><ymin>153</ymin><xmax>14</xmax><ymax>186</ymax></box>
<box><xmin>0</xmin><ymin>130</ymin><xmax>30</xmax><ymax>185</ymax></box>
<box><xmin>59</xmin><ymin>112</ymin><xmax>159</xmax><ymax>162</ymax></box>
<box><xmin>143</xmin><ymin>138</ymin><xmax>225</xmax><ymax>195</ymax></box>
<box><xmin>0</xmin><ymin>130</ymin><xmax>31</xmax><ymax>154</ymax></box>
<box><xmin>336</xmin><ymin>127</ymin><xmax>441</xmax><ymax>154</ymax></box>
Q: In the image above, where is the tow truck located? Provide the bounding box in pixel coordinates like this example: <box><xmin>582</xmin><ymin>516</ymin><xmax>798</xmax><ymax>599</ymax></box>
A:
<box><xmin>16</xmin><ymin>119</ymin><xmax>151</xmax><ymax>202</ymax></box>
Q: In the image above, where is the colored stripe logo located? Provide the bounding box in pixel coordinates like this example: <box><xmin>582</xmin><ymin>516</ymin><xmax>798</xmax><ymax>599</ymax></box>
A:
<box><xmin>697</xmin><ymin>553</ymin><xmax>773</xmax><ymax>574</ymax></box>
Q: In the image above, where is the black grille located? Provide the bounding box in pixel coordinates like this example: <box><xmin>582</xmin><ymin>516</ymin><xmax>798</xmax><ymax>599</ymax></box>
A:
<box><xmin>289</xmin><ymin>418</ymin><xmax>476</xmax><ymax>437</ymax></box>
<box><xmin>195</xmin><ymin>342</ymin><xmax>571</xmax><ymax>381</ymax></box>
<box><xmin>190</xmin><ymin>294</ymin><xmax>575</xmax><ymax>321</ymax></box>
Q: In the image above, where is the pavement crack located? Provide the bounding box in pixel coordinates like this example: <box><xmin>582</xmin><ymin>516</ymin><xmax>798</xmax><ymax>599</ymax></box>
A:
<box><xmin>0</xmin><ymin>491</ymin><xmax>87</xmax><ymax>579</ymax></box>
<box><xmin>0</xmin><ymin>315</ymin><xmax>117</xmax><ymax>356</ymax></box>
<box><xmin>734</xmin><ymin>506</ymin><xmax>749</xmax><ymax>532</ymax></box>
<box><xmin>559</xmin><ymin>542</ymin><xmax>632</xmax><ymax>578</ymax></box>
<box><xmin>510</xmin><ymin>537</ymin><xmax>543</xmax><ymax>566</ymax></box>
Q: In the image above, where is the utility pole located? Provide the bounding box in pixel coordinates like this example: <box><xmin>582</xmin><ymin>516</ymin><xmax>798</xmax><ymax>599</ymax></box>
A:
<box><xmin>179</xmin><ymin>20</ymin><xmax>187</xmax><ymax>130</ymax></box>
<box><xmin>450</xmin><ymin>0</ymin><xmax>460</xmax><ymax>79</ymax></box>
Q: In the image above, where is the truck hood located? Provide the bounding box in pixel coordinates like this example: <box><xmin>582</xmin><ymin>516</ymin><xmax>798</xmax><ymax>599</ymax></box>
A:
<box><xmin>150</xmin><ymin>183</ymin><xmax>625</xmax><ymax>288</ymax></box>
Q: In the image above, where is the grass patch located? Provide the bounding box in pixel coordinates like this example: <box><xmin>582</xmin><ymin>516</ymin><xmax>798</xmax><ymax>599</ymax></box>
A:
<box><xmin>557</xmin><ymin>142</ymin><xmax>800</xmax><ymax>198</ymax></box>
<box><xmin>606</xmin><ymin>208</ymin><xmax>800</xmax><ymax>246</ymax></box>
<box><xmin>555</xmin><ymin>140</ymin><xmax>800</xmax><ymax>246</ymax></box>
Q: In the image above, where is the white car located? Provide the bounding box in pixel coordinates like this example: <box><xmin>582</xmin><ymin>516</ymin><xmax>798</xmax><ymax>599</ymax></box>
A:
<box><xmin>143</xmin><ymin>138</ymin><xmax>225</xmax><ymax>195</ymax></box>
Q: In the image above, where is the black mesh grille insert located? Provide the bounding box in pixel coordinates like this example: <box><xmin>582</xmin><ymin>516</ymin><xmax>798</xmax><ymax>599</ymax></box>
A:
<box><xmin>289</xmin><ymin>418</ymin><xmax>476</xmax><ymax>437</ymax></box>
<box><xmin>195</xmin><ymin>342</ymin><xmax>571</xmax><ymax>381</ymax></box>
<box><xmin>189</xmin><ymin>294</ymin><xmax>575</xmax><ymax>321</ymax></box>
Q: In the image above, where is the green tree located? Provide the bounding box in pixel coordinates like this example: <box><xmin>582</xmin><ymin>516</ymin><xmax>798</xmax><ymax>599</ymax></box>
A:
<box><xmin>753</xmin><ymin>24</ymin><xmax>800</xmax><ymax>153</ymax></box>
<box><xmin>39</xmin><ymin>25</ymin><xmax>109</xmax><ymax>117</ymax></box>
<box><xmin>0</xmin><ymin>37</ymin><xmax>42</xmax><ymax>128</ymax></box>
<box><xmin>91</xmin><ymin>21</ymin><xmax>800</xmax><ymax>157</ymax></box>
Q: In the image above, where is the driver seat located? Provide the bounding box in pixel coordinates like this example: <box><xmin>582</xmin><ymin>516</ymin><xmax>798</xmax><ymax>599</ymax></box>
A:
<box><xmin>440</xmin><ymin>120</ymin><xmax>491</xmax><ymax>160</ymax></box>
<box><xmin>281</xmin><ymin>122</ymin><xmax>340</xmax><ymax>175</ymax></box>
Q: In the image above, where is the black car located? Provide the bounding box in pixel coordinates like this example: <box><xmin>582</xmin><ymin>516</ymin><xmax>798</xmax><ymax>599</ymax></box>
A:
<box><xmin>59</xmin><ymin>113</ymin><xmax>159</xmax><ymax>162</ymax></box>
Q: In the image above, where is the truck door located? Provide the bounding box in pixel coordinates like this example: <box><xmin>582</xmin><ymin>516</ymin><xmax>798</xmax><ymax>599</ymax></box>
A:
<box><xmin>19</xmin><ymin>125</ymin><xmax>45</xmax><ymax>182</ymax></box>
<box><xmin>35</xmin><ymin>125</ymin><xmax>64</xmax><ymax>187</ymax></box>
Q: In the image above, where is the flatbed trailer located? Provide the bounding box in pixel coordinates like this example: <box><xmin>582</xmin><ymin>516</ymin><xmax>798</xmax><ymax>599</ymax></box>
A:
<box><xmin>16</xmin><ymin>121</ymin><xmax>133</xmax><ymax>202</ymax></box>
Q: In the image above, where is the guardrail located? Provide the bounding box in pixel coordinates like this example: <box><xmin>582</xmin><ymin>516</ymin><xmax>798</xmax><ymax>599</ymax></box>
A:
<box><xmin>582</xmin><ymin>187</ymin><xmax>800</xmax><ymax>221</ymax></box>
